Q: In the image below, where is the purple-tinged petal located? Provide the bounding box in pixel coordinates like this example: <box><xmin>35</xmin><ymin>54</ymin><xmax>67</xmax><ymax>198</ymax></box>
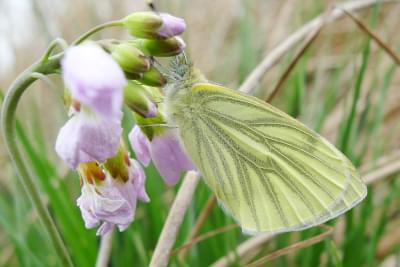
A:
<box><xmin>157</xmin><ymin>13</ymin><xmax>186</xmax><ymax>38</ymax></box>
<box><xmin>76</xmin><ymin>185</ymin><xmax>100</xmax><ymax>229</ymax></box>
<box><xmin>93</xmin><ymin>181</ymin><xmax>133</xmax><ymax>225</ymax></box>
<box><xmin>62</xmin><ymin>44</ymin><xmax>126</xmax><ymax>119</ymax></box>
<box><xmin>147</xmin><ymin>101</ymin><xmax>158</xmax><ymax>118</ymax></box>
<box><xmin>114</xmin><ymin>178</ymin><xmax>138</xmax><ymax>211</ymax></box>
<box><xmin>150</xmin><ymin>130</ymin><xmax>196</xmax><ymax>185</ymax></box>
<box><xmin>55</xmin><ymin>111</ymin><xmax>122</xmax><ymax>169</ymax></box>
<box><xmin>128</xmin><ymin>126</ymin><xmax>151</xmax><ymax>166</ymax></box>
<box><xmin>76</xmin><ymin>173</ymin><xmax>137</xmax><ymax>236</ymax></box>
<box><xmin>129</xmin><ymin>159</ymin><xmax>150</xmax><ymax>202</ymax></box>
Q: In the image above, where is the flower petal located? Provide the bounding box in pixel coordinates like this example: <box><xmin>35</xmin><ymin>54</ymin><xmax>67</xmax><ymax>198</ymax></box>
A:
<box><xmin>77</xmin><ymin>176</ymin><xmax>136</xmax><ymax>235</ymax></box>
<box><xmin>129</xmin><ymin>159</ymin><xmax>150</xmax><ymax>202</ymax></box>
<box><xmin>55</xmin><ymin>112</ymin><xmax>122</xmax><ymax>169</ymax></box>
<box><xmin>157</xmin><ymin>13</ymin><xmax>186</xmax><ymax>38</ymax></box>
<box><xmin>62</xmin><ymin>44</ymin><xmax>126</xmax><ymax>119</ymax></box>
<box><xmin>76</xmin><ymin>186</ymin><xmax>100</xmax><ymax>229</ymax></box>
<box><xmin>150</xmin><ymin>130</ymin><xmax>196</xmax><ymax>185</ymax></box>
<box><xmin>128</xmin><ymin>125</ymin><xmax>151</xmax><ymax>166</ymax></box>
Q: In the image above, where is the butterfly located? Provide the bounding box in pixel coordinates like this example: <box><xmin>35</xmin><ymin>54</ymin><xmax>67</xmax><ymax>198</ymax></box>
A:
<box><xmin>163</xmin><ymin>57</ymin><xmax>367</xmax><ymax>234</ymax></box>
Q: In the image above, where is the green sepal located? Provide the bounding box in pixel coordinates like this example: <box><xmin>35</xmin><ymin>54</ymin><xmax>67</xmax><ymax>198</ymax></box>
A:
<box><xmin>133</xmin><ymin>110</ymin><xmax>167</xmax><ymax>141</ymax></box>
<box><xmin>138</xmin><ymin>66</ymin><xmax>167</xmax><ymax>87</ymax></box>
<box><xmin>140</xmin><ymin>37</ymin><xmax>185</xmax><ymax>57</ymax></box>
<box><xmin>124</xmin><ymin>81</ymin><xmax>157</xmax><ymax>118</ymax></box>
<box><xmin>111</xmin><ymin>43</ymin><xmax>150</xmax><ymax>74</ymax></box>
<box><xmin>122</xmin><ymin>12</ymin><xmax>163</xmax><ymax>39</ymax></box>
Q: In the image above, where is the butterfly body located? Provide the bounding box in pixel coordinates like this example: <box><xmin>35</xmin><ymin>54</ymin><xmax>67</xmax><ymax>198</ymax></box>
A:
<box><xmin>164</xmin><ymin>61</ymin><xmax>367</xmax><ymax>234</ymax></box>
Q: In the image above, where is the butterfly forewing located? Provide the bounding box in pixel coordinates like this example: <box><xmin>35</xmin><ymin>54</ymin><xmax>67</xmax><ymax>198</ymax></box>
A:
<box><xmin>176</xmin><ymin>82</ymin><xmax>367</xmax><ymax>234</ymax></box>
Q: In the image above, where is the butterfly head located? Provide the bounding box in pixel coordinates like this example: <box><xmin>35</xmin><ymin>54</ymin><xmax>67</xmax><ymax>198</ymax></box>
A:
<box><xmin>162</xmin><ymin>53</ymin><xmax>206</xmax><ymax>98</ymax></box>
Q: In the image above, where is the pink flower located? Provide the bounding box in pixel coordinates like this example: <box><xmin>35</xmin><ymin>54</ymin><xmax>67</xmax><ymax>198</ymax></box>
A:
<box><xmin>61</xmin><ymin>44</ymin><xmax>126</xmax><ymax>120</ymax></box>
<box><xmin>56</xmin><ymin>44</ymin><xmax>126</xmax><ymax>168</ymax></box>
<box><xmin>129</xmin><ymin>126</ymin><xmax>196</xmax><ymax>185</ymax></box>
<box><xmin>55</xmin><ymin>110</ymin><xmax>122</xmax><ymax>169</ymax></box>
<box><xmin>156</xmin><ymin>13</ymin><xmax>186</xmax><ymax>38</ymax></box>
<box><xmin>129</xmin><ymin>159</ymin><xmax>150</xmax><ymax>202</ymax></box>
<box><xmin>77</xmin><ymin>176</ymin><xmax>134</xmax><ymax>235</ymax></box>
<box><xmin>77</xmin><ymin>160</ymin><xmax>149</xmax><ymax>236</ymax></box>
<box><xmin>128</xmin><ymin>125</ymin><xmax>151</xmax><ymax>166</ymax></box>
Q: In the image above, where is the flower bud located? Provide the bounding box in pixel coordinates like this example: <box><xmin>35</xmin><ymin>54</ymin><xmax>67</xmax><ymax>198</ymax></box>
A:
<box><xmin>133</xmin><ymin>104</ymin><xmax>167</xmax><ymax>140</ymax></box>
<box><xmin>111</xmin><ymin>43</ymin><xmax>150</xmax><ymax>74</ymax></box>
<box><xmin>123</xmin><ymin>12</ymin><xmax>163</xmax><ymax>37</ymax></box>
<box><xmin>140</xmin><ymin>37</ymin><xmax>186</xmax><ymax>57</ymax></box>
<box><xmin>104</xmin><ymin>143</ymin><xmax>129</xmax><ymax>182</ymax></box>
<box><xmin>155</xmin><ymin>13</ymin><xmax>186</xmax><ymax>38</ymax></box>
<box><xmin>138</xmin><ymin>66</ymin><xmax>167</xmax><ymax>87</ymax></box>
<box><xmin>124</xmin><ymin>81</ymin><xmax>157</xmax><ymax>118</ymax></box>
<box><xmin>142</xmin><ymin>85</ymin><xmax>164</xmax><ymax>104</ymax></box>
<box><xmin>123</xmin><ymin>12</ymin><xmax>185</xmax><ymax>39</ymax></box>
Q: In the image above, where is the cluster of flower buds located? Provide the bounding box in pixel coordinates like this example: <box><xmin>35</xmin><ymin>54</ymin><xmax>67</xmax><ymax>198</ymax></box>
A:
<box><xmin>110</xmin><ymin>12</ymin><xmax>186</xmax><ymax>87</ymax></box>
<box><xmin>55</xmin><ymin>12</ymin><xmax>195</xmax><ymax>235</ymax></box>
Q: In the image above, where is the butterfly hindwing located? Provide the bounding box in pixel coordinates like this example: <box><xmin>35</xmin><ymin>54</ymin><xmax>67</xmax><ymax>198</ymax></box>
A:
<box><xmin>177</xmin><ymin>82</ymin><xmax>367</xmax><ymax>234</ymax></box>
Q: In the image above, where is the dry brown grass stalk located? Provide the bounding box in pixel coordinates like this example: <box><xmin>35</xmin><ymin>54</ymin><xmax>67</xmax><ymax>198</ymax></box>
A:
<box><xmin>245</xmin><ymin>225</ymin><xmax>334</xmax><ymax>267</ymax></box>
<box><xmin>337</xmin><ymin>7</ymin><xmax>400</xmax><ymax>65</ymax></box>
<box><xmin>171</xmin><ymin>224</ymin><xmax>239</xmax><ymax>257</ymax></box>
<box><xmin>210</xmin><ymin>233</ymin><xmax>274</xmax><ymax>267</ymax></box>
<box><xmin>363</xmin><ymin>155</ymin><xmax>400</xmax><ymax>184</ymax></box>
<box><xmin>178</xmin><ymin>195</ymin><xmax>217</xmax><ymax>258</ymax></box>
<box><xmin>266</xmin><ymin>13</ymin><xmax>325</xmax><ymax>103</ymax></box>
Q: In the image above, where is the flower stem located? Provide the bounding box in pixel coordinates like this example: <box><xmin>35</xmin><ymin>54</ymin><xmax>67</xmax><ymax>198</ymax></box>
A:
<box><xmin>41</xmin><ymin>38</ymin><xmax>68</xmax><ymax>63</ymax></box>
<box><xmin>72</xmin><ymin>20</ymin><xmax>124</xmax><ymax>45</ymax></box>
<box><xmin>0</xmin><ymin>54</ymin><xmax>74</xmax><ymax>267</ymax></box>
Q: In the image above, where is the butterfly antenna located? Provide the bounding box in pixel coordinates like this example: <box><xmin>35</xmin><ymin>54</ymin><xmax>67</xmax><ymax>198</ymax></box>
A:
<box><xmin>146</xmin><ymin>0</ymin><xmax>157</xmax><ymax>12</ymax></box>
<box><xmin>182</xmin><ymin>51</ymin><xmax>188</xmax><ymax>65</ymax></box>
<box><xmin>152</xmin><ymin>57</ymin><xmax>166</xmax><ymax>72</ymax></box>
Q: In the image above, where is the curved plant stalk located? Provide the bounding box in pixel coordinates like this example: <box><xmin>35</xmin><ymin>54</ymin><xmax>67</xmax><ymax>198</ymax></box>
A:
<box><xmin>30</xmin><ymin>72</ymin><xmax>59</xmax><ymax>91</ymax></box>
<box><xmin>41</xmin><ymin>38</ymin><xmax>68</xmax><ymax>63</ymax></box>
<box><xmin>0</xmin><ymin>11</ymin><xmax>148</xmax><ymax>264</ymax></box>
<box><xmin>72</xmin><ymin>20</ymin><xmax>124</xmax><ymax>45</ymax></box>
<box><xmin>0</xmin><ymin>53</ymin><xmax>73</xmax><ymax>267</ymax></box>
<box><xmin>1</xmin><ymin>18</ymin><xmax>132</xmax><ymax>265</ymax></box>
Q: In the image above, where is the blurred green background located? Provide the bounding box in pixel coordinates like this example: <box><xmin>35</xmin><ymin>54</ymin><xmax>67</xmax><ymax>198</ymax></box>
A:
<box><xmin>1</xmin><ymin>0</ymin><xmax>400</xmax><ymax>266</ymax></box>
